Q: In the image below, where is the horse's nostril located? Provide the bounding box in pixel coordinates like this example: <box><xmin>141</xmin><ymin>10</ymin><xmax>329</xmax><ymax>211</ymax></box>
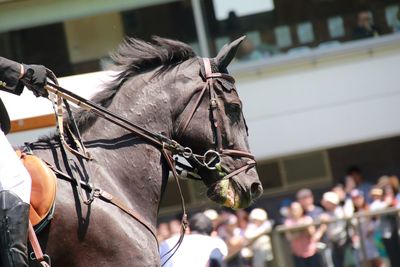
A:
<box><xmin>250</xmin><ymin>183</ymin><xmax>262</xmax><ymax>199</ymax></box>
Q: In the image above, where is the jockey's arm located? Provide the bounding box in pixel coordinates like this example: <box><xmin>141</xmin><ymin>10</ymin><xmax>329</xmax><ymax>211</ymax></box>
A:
<box><xmin>0</xmin><ymin>56</ymin><xmax>49</xmax><ymax>97</ymax></box>
<box><xmin>0</xmin><ymin>56</ymin><xmax>25</xmax><ymax>95</ymax></box>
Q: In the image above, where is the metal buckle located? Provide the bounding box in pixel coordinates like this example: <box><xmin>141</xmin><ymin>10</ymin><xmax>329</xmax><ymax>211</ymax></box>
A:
<box><xmin>182</xmin><ymin>147</ymin><xmax>193</xmax><ymax>158</ymax></box>
<box><xmin>203</xmin><ymin>150</ymin><xmax>221</xmax><ymax>170</ymax></box>
<box><xmin>210</xmin><ymin>98</ymin><xmax>218</xmax><ymax>108</ymax></box>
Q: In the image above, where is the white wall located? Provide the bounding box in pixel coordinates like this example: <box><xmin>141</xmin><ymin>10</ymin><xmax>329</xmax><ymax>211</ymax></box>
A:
<box><xmin>2</xmin><ymin>71</ymin><xmax>113</xmax><ymax>146</ymax></box>
<box><xmin>239</xmin><ymin>52</ymin><xmax>400</xmax><ymax>159</ymax></box>
<box><xmin>0</xmin><ymin>71</ymin><xmax>112</xmax><ymax>121</ymax></box>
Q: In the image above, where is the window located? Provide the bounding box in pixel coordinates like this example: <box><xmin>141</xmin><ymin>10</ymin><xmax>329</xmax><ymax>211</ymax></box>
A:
<box><xmin>122</xmin><ymin>1</ymin><xmax>197</xmax><ymax>45</ymax></box>
<box><xmin>284</xmin><ymin>152</ymin><xmax>329</xmax><ymax>184</ymax></box>
<box><xmin>0</xmin><ymin>23</ymin><xmax>73</xmax><ymax>77</ymax></box>
<box><xmin>202</xmin><ymin>0</ymin><xmax>400</xmax><ymax>63</ymax></box>
<box><xmin>257</xmin><ymin>151</ymin><xmax>331</xmax><ymax>195</ymax></box>
<box><xmin>328</xmin><ymin>16</ymin><xmax>345</xmax><ymax>38</ymax></box>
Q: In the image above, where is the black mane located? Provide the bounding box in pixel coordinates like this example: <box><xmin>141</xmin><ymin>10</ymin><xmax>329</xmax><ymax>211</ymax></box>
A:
<box><xmin>73</xmin><ymin>36</ymin><xmax>196</xmax><ymax>132</ymax></box>
<box><xmin>113</xmin><ymin>36</ymin><xmax>196</xmax><ymax>80</ymax></box>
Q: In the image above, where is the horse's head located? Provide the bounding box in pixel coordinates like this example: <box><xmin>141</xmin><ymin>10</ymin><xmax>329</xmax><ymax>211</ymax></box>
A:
<box><xmin>173</xmin><ymin>37</ymin><xmax>263</xmax><ymax>209</ymax></box>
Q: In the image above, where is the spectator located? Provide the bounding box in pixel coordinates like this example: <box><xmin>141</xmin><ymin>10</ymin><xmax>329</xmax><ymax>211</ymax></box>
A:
<box><xmin>204</xmin><ymin>209</ymin><xmax>220</xmax><ymax>237</ymax></box>
<box><xmin>244</xmin><ymin>208</ymin><xmax>274</xmax><ymax>267</ymax></box>
<box><xmin>320</xmin><ymin>192</ymin><xmax>347</xmax><ymax>267</ymax></box>
<box><xmin>296</xmin><ymin>188</ymin><xmax>324</xmax><ymax>220</ymax></box>
<box><xmin>332</xmin><ymin>184</ymin><xmax>354</xmax><ymax>217</ymax></box>
<box><xmin>388</xmin><ymin>175</ymin><xmax>400</xmax><ymax>203</ymax></box>
<box><xmin>160</xmin><ymin>213</ymin><xmax>228</xmax><ymax>267</ymax></box>
<box><xmin>236</xmin><ymin>209</ymin><xmax>249</xmax><ymax>235</ymax></box>
<box><xmin>375</xmin><ymin>177</ymin><xmax>400</xmax><ymax>267</ymax></box>
<box><xmin>285</xmin><ymin>201</ymin><xmax>327</xmax><ymax>267</ymax></box>
<box><xmin>169</xmin><ymin>219</ymin><xmax>183</xmax><ymax>237</ymax></box>
<box><xmin>369</xmin><ymin>187</ymin><xmax>384</xmax><ymax>212</ymax></box>
<box><xmin>278</xmin><ymin>198</ymin><xmax>292</xmax><ymax>225</ymax></box>
<box><xmin>353</xmin><ymin>10</ymin><xmax>380</xmax><ymax>39</ymax></box>
<box><xmin>350</xmin><ymin>189</ymin><xmax>384</xmax><ymax>267</ymax></box>
<box><xmin>157</xmin><ymin>222</ymin><xmax>171</xmax><ymax>243</ymax></box>
<box><xmin>346</xmin><ymin>166</ymin><xmax>373</xmax><ymax>203</ymax></box>
<box><xmin>217</xmin><ymin>213</ymin><xmax>245</xmax><ymax>267</ymax></box>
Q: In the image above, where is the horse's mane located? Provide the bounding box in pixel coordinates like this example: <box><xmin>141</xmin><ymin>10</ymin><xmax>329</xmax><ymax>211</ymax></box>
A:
<box><xmin>73</xmin><ymin>36</ymin><xmax>196</xmax><ymax>132</ymax></box>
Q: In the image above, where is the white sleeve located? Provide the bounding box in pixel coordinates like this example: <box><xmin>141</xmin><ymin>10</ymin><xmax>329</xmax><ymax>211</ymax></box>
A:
<box><xmin>215</xmin><ymin>237</ymin><xmax>228</xmax><ymax>258</ymax></box>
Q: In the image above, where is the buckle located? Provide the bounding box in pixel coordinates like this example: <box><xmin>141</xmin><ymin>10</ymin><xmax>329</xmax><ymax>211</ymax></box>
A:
<box><xmin>203</xmin><ymin>150</ymin><xmax>221</xmax><ymax>170</ymax></box>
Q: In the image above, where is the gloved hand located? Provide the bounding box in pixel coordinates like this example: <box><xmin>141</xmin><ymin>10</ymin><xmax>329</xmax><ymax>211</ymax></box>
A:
<box><xmin>21</xmin><ymin>64</ymin><xmax>49</xmax><ymax>97</ymax></box>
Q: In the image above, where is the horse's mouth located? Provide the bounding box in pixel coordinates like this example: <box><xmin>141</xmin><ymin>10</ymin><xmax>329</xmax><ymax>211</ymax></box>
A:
<box><xmin>207</xmin><ymin>178</ymin><xmax>252</xmax><ymax>209</ymax></box>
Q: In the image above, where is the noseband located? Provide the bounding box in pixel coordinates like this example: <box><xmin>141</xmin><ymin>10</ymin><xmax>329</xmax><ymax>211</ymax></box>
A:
<box><xmin>175</xmin><ymin>58</ymin><xmax>256</xmax><ymax>180</ymax></box>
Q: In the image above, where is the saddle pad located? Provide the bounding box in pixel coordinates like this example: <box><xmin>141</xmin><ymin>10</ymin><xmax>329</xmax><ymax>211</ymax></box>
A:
<box><xmin>16</xmin><ymin>151</ymin><xmax>57</xmax><ymax>226</ymax></box>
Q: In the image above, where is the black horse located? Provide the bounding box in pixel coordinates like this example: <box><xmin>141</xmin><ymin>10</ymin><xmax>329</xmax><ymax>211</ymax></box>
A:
<box><xmin>27</xmin><ymin>36</ymin><xmax>262</xmax><ymax>266</ymax></box>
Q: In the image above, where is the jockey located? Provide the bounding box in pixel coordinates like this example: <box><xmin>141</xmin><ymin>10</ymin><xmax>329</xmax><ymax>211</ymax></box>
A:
<box><xmin>0</xmin><ymin>56</ymin><xmax>49</xmax><ymax>267</ymax></box>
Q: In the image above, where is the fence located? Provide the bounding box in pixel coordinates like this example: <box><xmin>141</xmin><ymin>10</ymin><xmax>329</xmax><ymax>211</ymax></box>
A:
<box><xmin>226</xmin><ymin>207</ymin><xmax>400</xmax><ymax>267</ymax></box>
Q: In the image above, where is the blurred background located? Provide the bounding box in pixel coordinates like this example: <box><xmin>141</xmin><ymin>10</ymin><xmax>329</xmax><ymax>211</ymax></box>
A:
<box><xmin>1</xmin><ymin>1</ymin><xmax>400</xmax><ymax>266</ymax></box>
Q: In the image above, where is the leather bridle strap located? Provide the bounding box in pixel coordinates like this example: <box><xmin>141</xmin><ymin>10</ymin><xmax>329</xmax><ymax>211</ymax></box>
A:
<box><xmin>198</xmin><ymin>58</ymin><xmax>256</xmax><ymax>179</ymax></box>
<box><xmin>176</xmin><ymin>58</ymin><xmax>255</xmax><ymax>163</ymax></box>
<box><xmin>159</xmin><ymin>148</ymin><xmax>188</xmax><ymax>266</ymax></box>
<box><xmin>203</xmin><ymin>58</ymin><xmax>254</xmax><ymax>159</ymax></box>
<box><xmin>175</xmin><ymin>81</ymin><xmax>209</xmax><ymax>139</ymax></box>
<box><xmin>28</xmin><ymin>221</ymin><xmax>50</xmax><ymax>266</ymax></box>
<box><xmin>221</xmin><ymin>149</ymin><xmax>255</xmax><ymax>159</ymax></box>
<box><xmin>221</xmin><ymin>159</ymin><xmax>256</xmax><ymax>180</ymax></box>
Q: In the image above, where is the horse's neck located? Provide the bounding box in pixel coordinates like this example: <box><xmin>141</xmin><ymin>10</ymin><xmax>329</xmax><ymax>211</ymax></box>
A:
<box><xmin>81</xmin><ymin>76</ymin><xmax>173</xmax><ymax>225</ymax></box>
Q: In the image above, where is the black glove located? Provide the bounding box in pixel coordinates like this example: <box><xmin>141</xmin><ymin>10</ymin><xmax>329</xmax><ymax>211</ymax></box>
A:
<box><xmin>21</xmin><ymin>64</ymin><xmax>49</xmax><ymax>97</ymax></box>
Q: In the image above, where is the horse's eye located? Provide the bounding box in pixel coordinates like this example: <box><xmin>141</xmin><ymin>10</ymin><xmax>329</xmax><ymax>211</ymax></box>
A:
<box><xmin>225</xmin><ymin>103</ymin><xmax>241</xmax><ymax>122</ymax></box>
<box><xmin>225</xmin><ymin>103</ymin><xmax>241</xmax><ymax>114</ymax></box>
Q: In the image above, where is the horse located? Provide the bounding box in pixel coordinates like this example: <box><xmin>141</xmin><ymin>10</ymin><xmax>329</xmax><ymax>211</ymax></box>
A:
<box><xmin>26</xmin><ymin>36</ymin><xmax>262</xmax><ymax>267</ymax></box>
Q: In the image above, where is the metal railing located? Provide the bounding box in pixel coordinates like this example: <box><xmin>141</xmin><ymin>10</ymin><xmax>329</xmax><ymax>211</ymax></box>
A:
<box><xmin>274</xmin><ymin>207</ymin><xmax>400</xmax><ymax>267</ymax></box>
<box><xmin>225</xmin><ymin>207</ymin><xmax>400</xmax><ymax>267</ymax></box>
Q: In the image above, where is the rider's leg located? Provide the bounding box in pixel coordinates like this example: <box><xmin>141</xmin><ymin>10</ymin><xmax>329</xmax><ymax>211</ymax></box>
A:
<box><xmin>0</xmin><ymin>129</ymin><xmax>31</xmax><ymax>267</ymax></box>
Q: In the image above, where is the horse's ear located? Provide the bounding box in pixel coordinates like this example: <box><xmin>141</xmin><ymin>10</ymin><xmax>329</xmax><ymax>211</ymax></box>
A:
<box><xmin>215</xmin><ymin>36</ymin><xmax>246</xmax><ymax>72</ymax></box>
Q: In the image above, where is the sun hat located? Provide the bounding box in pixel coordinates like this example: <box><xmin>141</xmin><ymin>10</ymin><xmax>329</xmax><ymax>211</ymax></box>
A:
<box><xmin>322</xmin><ymin>191</ymin><xmax>339</xmax><ymax>205</ymax></box>
<box><xmin>203</xmin><ymin>209</ymin><xmax>219</xmax><ymax>221</ymax></box>
<box><xmin>249</xmin><ymin>208</ymin><xmax>268</xmax><ymax>221</ymax></box>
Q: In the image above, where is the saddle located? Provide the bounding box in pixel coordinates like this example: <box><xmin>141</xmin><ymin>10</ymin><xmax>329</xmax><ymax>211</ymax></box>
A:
<box><xmin>15</xmin><ymin>150</ymin><xmax>57</xmax><ymax>227</ymax></box>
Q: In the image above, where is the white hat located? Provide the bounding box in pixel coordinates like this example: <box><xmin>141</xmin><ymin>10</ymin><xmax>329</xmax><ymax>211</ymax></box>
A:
<box><xmin>203</xmin><ymin>209</ymin><xmax>219</xmax><ymax>221</ymax></box>
<box><xmin>249</xmin><ymin>208</ymin><xmax>268</xmax><ymax>221</ymax></box>
<box><xmin>322</xmin><ymin>192</ymin><xmax>339</xmax><ymax>205</ymax></box>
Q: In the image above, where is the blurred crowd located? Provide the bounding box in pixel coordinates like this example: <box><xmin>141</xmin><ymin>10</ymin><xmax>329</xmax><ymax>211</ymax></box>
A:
<box><xmin>157</xmin><ymin>167</ymin><xmax>400</xmax><ymax>267</ymax></box>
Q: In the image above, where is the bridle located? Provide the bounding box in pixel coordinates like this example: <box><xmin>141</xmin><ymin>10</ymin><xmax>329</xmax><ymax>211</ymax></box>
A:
<box><xmin>175</xmin><ymin>58</ymin><xmax>256</xmax><ymax>181</ymax></box>
<box><xmin>42</xmin><ymin>57</ymin><xmax>257</xmax><ymax>265</ymax></box>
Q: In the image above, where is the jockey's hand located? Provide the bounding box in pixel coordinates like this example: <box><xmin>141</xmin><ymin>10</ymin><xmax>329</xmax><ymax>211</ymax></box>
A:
<box><xmin>21</xmin><ymin>64</ymin><xmax>49</xmax><ymax>98</ymax></box>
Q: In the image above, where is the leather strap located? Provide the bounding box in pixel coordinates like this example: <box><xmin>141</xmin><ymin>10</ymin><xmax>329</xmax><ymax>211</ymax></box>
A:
<box><xmin>175</xmin><ymin>81</ymin><xmax>209</xmax><ymax>139</ymax></box>
<box><xmin>159</xmin><ymin>148</ymin><xmax>188</xmax><ymax>266</ymax></box>
<box><xmin>28</xmin><ymin>221</ymin><xmax>50</xmax><ymax>267</ymax></box>
<box><xmin>202</xmin><ymin>58</ymin><xmax>256</xmax><ymax>179</ymax></box>
<box><xmin>98</xmin><ymin>190</ymin><xmax>158</xmax><ymax>243</ymax></box>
